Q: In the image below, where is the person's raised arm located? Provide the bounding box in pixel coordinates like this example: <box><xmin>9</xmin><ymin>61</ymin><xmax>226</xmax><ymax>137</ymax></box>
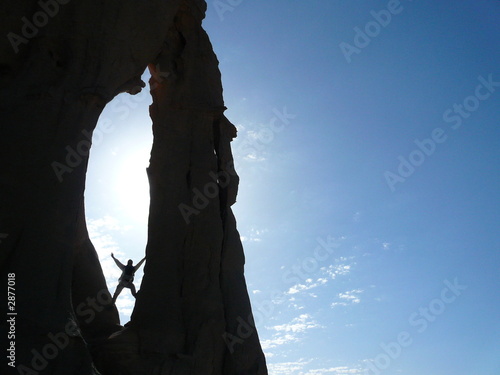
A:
<box><xmin>134</xmin><ymin>256</ymin><xmax>146</xmax><ymax>272</ymax></box>
<box><xmin>111</xmin><ymin>253</ymin><xmax>125</xmax><ymax>270</ymax></box>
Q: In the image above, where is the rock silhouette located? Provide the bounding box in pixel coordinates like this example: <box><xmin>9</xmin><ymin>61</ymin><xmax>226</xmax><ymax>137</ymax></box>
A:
<box><xmin>0</xmin><ymin>0</ymin><xmax>267</xmax><ymax>374</ymax></box>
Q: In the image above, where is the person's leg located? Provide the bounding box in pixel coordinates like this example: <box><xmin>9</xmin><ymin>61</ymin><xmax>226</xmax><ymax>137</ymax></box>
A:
<box><xmin>112</xmin><ymin>283</ymin><xmax>124</xmax><ymax>304</ymax></box>
<box><xmin>130</xmin><ymin>283</ymin><xmax>137</xmax><ymax>298</ymax></box>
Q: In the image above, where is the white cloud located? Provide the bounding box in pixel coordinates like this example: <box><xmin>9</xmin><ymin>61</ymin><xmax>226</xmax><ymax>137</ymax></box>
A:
<box><xmin>284</xmin><ymin>260</ymin><xmax>355</xmax><ymax>298</ymax></box>
<box><xmin>267</xmin><ymin>359</ymin><xmax>312</xmax><ymax>374</ymax></box>
<box><xmin>267</xmin><ymin>359</ymin><xmax>365</xmax><ymax>375</ymax></box>
<box><xmin>321</xmin><ymin>264</ymin><xmax>352</xmax><ymax>280</ymax></box>
<box><xmin>261</xmin><ymin>334</ymin><xmax>299</xmax><ymax>350</ymax></box>
<box><xmin>244</xmin><ymin>153</ymin><xmax>266</xmax><ymax>162</ymax></box>
<box><xmin>87</xmin><ymin>216</ymin><xmax>124</xmax><ymax>282</ymax></box>
<box><xmin>87</xmin><ymin>215</ymin><xmax>130</xmax><ymax>258</ymax></box>
<box><xmin>286</xmin><ymin>278</ymin><xmax>328</xmax><ymax>295</ymax></box>
<box><xmin>262</xmin><ymin>314</ymin><xmax>322</xmax><ymax>360</ymax></box>
<box><xmin>331</xmin><ymin>289</ymin><xmax>364</xmax><ymax>307</ymax></box>
<box><xmin>302</xmin><ymin>366</ymin><xmax>365</xmax><ymax>374</ymax></box>
<box><xmin>240</xmin><ymin>227</ymin><xmax>268</xmax><ymax>243</ymax></box>
<box><xmin>87</xmin><ymin>215</ymin><xmax>139</xmax><ymax>323</ymax></box>
<box><xmin>115</xmin><ymin>294</ymin><xmax>135</xmax><ymax>317</ymax></box>
<box><xmin>271</xmin><ymin>314</ymin><xmax>322</xmax><ymax>334</ymax></box>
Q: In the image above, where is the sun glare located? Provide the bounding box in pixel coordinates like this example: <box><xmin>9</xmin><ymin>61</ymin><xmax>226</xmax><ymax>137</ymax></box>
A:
<box><xmin>114</xmin><ymin>145</ymin><xmax>151</xmax><ymax>224</ymax></box>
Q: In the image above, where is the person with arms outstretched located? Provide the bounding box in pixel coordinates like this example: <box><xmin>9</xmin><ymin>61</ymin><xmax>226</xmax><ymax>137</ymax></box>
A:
<box><xmin>111</xmin><ymin>253</ymin><xmax>146</xmax><ymax>303</ymax></box>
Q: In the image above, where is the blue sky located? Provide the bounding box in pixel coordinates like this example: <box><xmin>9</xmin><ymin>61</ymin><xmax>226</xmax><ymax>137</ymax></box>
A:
<box><xmin>85</xmin><ymin>1</ymin><xmax>499</xmax><ymax>374</ymax></box>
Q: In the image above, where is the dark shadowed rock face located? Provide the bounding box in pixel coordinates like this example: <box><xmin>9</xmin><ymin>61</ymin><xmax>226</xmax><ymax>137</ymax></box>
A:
<box><xmin>0</xmin><ymin>1</ymin><xmax>267</xmax><ymax>374</ymax></box>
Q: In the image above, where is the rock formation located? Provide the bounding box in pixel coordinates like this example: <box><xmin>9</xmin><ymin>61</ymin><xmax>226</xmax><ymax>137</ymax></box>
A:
<box><xmin>0</xmin><ymin>0</ymin><xmax>267</xmax><ymax>374</ymax></box>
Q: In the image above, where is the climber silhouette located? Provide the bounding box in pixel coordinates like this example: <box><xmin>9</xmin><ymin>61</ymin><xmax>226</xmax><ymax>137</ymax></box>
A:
<box><xmin>111</xmin><ymin>253</ymin><xmax>146</xmax><ymax>303</ymax></box>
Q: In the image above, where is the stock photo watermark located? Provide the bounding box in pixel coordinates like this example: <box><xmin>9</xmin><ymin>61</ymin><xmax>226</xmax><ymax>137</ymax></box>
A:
<box><xmin>234</xmin><ymin>107</ymin><xmax>296</xmax><ymax>163</ymax></box>
<box><xmin>365</xmin><ymin>278</ymin><xmax>467</xmax><ymax>375</ymax></box>
<box><xmin>178</xmin><ymin>106</ymin><xmax>296</xmax><ymax>224</ymax></box>
<box><xmin>51</xmin><ymin>119</ymin><xmax>115</xmax><ymax>182</ymax></box>
<box><xmin>339</xmin><ymin>0</ymin><xmax>413</xmax><ymax>64</ymax></box>
<box><xmin>384</xmin><ymin>73</ymin><xmax>499</xmax><ymax>192</ymax></box>
<box><xmin>51</xmin><ymin>63</ymin><xmax>171</xmax><ymax>182</ymax></box>
<box><xmin>222</xmin><ymin>235</ymin><xmax>340</xmax><ymax>353</ymax></box>
<box><xmin>178</xmin><ymin>168</ymin><xmax>237</xmax><ymax>224</ymax></box>
<box><xmin>212</xmin><ymin>0</ymin><xmax>244</xmax><ymax>22</ymax></box>
<box><xmin>7</xmin><ymin>0</ymin><xmax>72</xmax><ymax>54</ymax></box>
<box><xmin>6</xmin><ymin>273</ymin><xmax>16</xmax><ymax>369</ymax></box>
<box><xmin>13</xmin><ymin>288</ymin><xmax>112</xmax><ymax>375</ymax></box>
<box><xmin>282</xmin><ymin>236</ymin><xmax>339</xmax><ymax>285</ymax></box>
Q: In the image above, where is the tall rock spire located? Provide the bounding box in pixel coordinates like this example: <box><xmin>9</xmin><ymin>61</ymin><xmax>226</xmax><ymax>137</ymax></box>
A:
<box><xmin>1</xmin><ymin>1</ymin><xmax>267</xmax><ymax>374</ymax></box>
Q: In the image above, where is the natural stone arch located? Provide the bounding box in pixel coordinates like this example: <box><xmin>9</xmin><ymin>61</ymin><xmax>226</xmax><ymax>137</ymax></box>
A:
<box><xmin>0</xmin><ymin>1</ymin><xmax>267</xmax><ymax>374</ymax></box>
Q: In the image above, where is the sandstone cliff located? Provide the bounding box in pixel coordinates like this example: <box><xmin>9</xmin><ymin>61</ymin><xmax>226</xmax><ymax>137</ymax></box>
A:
<box><xmin>0</xmin><ymin>1</ymin><xmax>267</xmax><ymax>374</ymax></box>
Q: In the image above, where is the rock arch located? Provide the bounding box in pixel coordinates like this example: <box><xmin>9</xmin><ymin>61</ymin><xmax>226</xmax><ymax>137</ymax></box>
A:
<box><xmin>0</xmin><ymin>1</ymin><xmax>267</xmax><ymax>374</ymax></box>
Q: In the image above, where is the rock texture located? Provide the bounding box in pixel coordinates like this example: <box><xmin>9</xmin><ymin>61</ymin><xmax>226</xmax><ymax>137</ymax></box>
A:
<box><xmin>0</xmin><ymin>1</ymin><xmax>267</xmax><ymax>374</ymax></box>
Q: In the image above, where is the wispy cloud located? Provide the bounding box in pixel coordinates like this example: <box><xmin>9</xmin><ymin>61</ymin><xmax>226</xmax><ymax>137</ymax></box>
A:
<box><xmin>272</xmin><ymin>314</ymin><xmax>322</xmax><ymax>333</ymax></box>
<box><xmin>87</xmin><ymin>215</ymin><xmax>139</xmax><ymax>322</ymax></box>
<box><xmin>369</xmin><ymin>237</ymin><xmax>406</xmax><ymax>253</ymax></box>
<box><xmin>302</xmin><ymin>366</ymin><xmax>365</xmax><ymax>375</ymax></box>
<box><xmin>87</xmin><ymin>215</ymin><xmax>125</xmax><ymax>282</ymax></box>
<box><xmin>285</xmin><ymin>260</ymin><xmax>355</xmax><ymax>297</ymax></box>
<box><xmin>263</xmin><ymin>314</ymin><xmax>322</xmax><ymax>358</ymax></box>
<box><xmin>321</xmin><ymin>263</ymin><xmax>353</xmax><ymax>279</ymax></box>
<box><xmin>240</xmin><ymin>226</ymin><xmax>268</xmax><ymax>243</ymax></box>
<box><xmin>267</xmin><ymin>359</ymin><xmax>313</xmax><ymax>374</ymax></box>
<box><xmin>286</xmin><ymin>278</ymin><xmax>328</xmax><ymax>295</ymax></box>
<box><xmin>331</xmin><ymin>289</ymin><xmax>364</xmax><ymax>307</ymax></box>
<box><xmin>267</xmin><ymin>359</ymin><xmax>364</xmax><ymax>375</ymax></box>
<box><xmin>261</xmin><ymin>333</ymin><xmax>299</xmax><ymax>350</ymax></box>
<box><xmin>87</xmin><ymin>215</ymin><xmax>131</xmax><ymax>258</ymax></box>
<box><xmin>115</xmin><ymin>294</ymin><xmax>135</xmax><ymax>317</ymax></box>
